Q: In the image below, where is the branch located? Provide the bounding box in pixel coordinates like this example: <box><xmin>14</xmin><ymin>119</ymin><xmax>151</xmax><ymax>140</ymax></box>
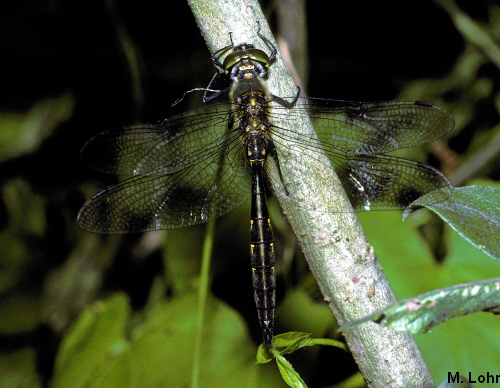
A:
<box><xmin>187</xmin><ymin>0</ymin><xmax>435</xmax><ymax>386</ymax></box>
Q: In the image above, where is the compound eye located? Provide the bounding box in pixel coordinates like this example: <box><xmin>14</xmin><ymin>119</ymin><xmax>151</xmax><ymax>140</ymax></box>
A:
<box><xmin>222</xmin><ymin>47</ymin><xmax>270</xmax><ymax>73</ymax></box>
<box><xmin>244</xmin><ymin>48</ymin><xmax>270</xmax><ymax>66</ymax></box>
<box><xmin>222</xmin><ymin>51</ymin><xmax>244</xmax><ymax>73</ymax></box>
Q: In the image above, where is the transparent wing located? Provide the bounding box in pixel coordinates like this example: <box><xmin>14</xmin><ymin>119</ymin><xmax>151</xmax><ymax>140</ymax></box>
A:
<box><xmin>80</xmin><ymin>104</ymin><xmax>233</xmax><ymax>176</ymax></box>
<box><xmin>269</xmin><ymin>98</ymin><xmax>453</xmax><ymax>212</ymax></box>
<box><xmin>79</xmin><ymin>95</ymin><xmax>454</xmax><ymax>233</ymax></box>
<box><xmin>78</xmin><ymin>114</ymin><xmax>251</xmax><ymax>233</ymax></box>
<box><xmin>275</xmin><ymin>97</ymin><xmax>454</xmax><ymax>154</ymax></box>
<box><xmin>78</xmin><ymin>142</ymin><xmax>250</xmax><ymax>233</ymax></box>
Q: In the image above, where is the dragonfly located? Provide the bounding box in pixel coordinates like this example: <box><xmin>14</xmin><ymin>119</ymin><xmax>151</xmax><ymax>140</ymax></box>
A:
<box><xmin>77</xmin><ymin>23</ymin><xmax>454</xmax><ymax>348</ymax></box>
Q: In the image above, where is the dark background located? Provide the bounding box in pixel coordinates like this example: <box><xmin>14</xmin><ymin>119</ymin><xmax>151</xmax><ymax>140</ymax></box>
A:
<box><xmin>0</xmin><ymin>0</ymin><xmax>498</xmax><ymax>386</ymax></box>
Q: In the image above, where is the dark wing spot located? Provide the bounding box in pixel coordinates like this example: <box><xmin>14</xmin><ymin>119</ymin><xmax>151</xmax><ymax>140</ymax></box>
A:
<box><xmin>414</xmin><ymin>101</ymin><xmax>432</xmax><ymax>107</ymax></box>
<box><xmin>396</xmin><ymin>187</ymin><xmax>423</xmax><ymax>208</ymax></box>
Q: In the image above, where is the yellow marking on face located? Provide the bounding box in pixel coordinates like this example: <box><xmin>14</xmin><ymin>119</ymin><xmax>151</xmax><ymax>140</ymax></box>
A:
<box><xmin>261</xmin><ymin>149</ymin><xmax>266</xmax><ymax>156</ymax></box>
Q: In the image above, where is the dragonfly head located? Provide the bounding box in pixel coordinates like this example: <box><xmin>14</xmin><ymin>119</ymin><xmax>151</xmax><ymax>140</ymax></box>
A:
<box><xmin>223</xmin><ymin>46</ymin><xmax>270</xmax><ymax>81</ymax></box>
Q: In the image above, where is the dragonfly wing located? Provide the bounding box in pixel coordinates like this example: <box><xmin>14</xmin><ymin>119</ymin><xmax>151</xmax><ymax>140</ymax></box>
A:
<box><xmin>270</xmin><ymin>120</ymin><xmax>451</xmax><ymax>213</ymax></box>
<box><xmin>289</xmin><ymin>98</ymin><xmax>454</xmax><ymax>155</ymax></box>
<box><xmin>78</xmin><ymin>137</ymin><xmax>250</xmax><ymax>233</ymax></box>
<box><xmin>335</xmin><ymin>154</ymin><xmax>452</xmax><ymax>211</ymax></box>
<box><xmin>268</xmin><ymin>97</ymin><xmax>453</xmax><ymax>213</ymax></box>
<box><xmin>80</xmin><ymin>104</ymin><xmax>232</xmax><ymax>175</ymax></box>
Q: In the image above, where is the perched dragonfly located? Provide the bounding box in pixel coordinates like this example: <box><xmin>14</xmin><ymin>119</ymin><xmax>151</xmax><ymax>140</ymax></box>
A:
<box><xmin>78</xmin><ymin>24</ymin><xmax>454</xmax><ymax>347</ymax></box>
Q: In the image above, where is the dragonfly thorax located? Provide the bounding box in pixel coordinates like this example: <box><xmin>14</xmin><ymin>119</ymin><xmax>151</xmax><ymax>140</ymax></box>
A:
<box><xmin>231</xmin><ymin>89</ymin><xmax>271</xmax><ymax>166</ymax></box>
<box><xmin>230</xmin><ymin>68</ymin><xmax>269</xmax><ymax>102</ymax></box>
<box><xmin>235</xmin><ymin>91</ymin><xmax>270</xmax><ymax>131</ymax></box>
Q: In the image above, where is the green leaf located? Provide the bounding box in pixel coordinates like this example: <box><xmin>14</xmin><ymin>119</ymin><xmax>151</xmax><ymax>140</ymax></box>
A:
<box><xmin>403</xmin><ymin>186</ymin><xmax>500</xmax><ymax>260</ymax></box>
<box><xmin>52</xmin><ymin>293</ymin><xmax>130</xmax><ymax>388</ymax></box>
<box><xmin>0</xmin><ymin>93</ymin><xmax>74</xmax><ymax>162</ymax></box>
<box><xmin>256</xmin><ymin>332</ymin><xmax>347</xmax><ymax>364</ymax></box>
<box><xmin>277</xmin><ymin>288</ymin><xmax>335</xmax><ymax>341</ymax></box>
<box><xmin>0</xmin><ymin>348</ymin><xmax>41</xmax><ymax>388</ymax></box>
<box><xmin>256</xmin><ymin>332</ymin><xmax>347</xmax><ymax>387</ymax></box>
<box><xmin>275</xmin><ymin>354</ymin><xmax>308</xmax><ymax>388</ymax></box>
<box><xmin>53</xmin><ymin>292</ymin><xmax>286</xmax><ymax>388</ymax></box>
<box><xmin>2</xmin><ymin>179</ymin><xmax>46</xmax><ymax>236</ymax></box>
<box><xmin>339</xmin><ymin>278</ymin><xmax>500</xmax><ymax>334</ymax></box>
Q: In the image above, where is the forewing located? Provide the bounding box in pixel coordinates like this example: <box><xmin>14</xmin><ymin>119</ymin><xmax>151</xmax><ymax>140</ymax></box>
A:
<box><xmin>273</xmin><ymin>98</ymin><xmax>454</xmax><ymax>155</ymax></box>
<box><xmin>80</xmin><ymin>104</ymin><xmax>232</xmax><ymax>175</ymax></box>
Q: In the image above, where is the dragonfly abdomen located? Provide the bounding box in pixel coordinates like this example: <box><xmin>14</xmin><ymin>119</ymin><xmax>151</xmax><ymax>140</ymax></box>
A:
<box><xmin>249</xmin><ymin>162</ymin><xmax>276</xmax><ymax>347</ymax></box>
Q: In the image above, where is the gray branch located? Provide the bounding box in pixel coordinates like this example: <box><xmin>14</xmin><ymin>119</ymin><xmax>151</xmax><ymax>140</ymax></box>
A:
<box><xmin>187</xmin><ymin>0</ymin><xmax>435</xmax><ymax>386</ymax></box>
